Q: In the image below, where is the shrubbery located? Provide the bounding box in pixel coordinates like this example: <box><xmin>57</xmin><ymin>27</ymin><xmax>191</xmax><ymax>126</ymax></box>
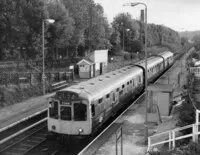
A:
<box><xmin>176</xmin><ymin>96</ymin><xmax>195</xmax><ymax>131</ymax></box>
<box><xmin>0</xmin><ymin>85</ymin><xmax>42</xmax><ymax>107</ymax></box>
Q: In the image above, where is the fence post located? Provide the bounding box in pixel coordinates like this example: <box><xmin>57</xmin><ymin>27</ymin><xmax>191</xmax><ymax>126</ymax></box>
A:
<box><xmin>147</xmin><ymin>137</ymin><xmax>151</xmax><ymax>152</ymax></box>
<box><xmin>192</xmin><ymin>124</ymin><xmax>198</xmax><ymax>142</ymax></box>
<box><xmin>196</xmin><ymin>110</ymin><xmax>198</xmax><ymax>123</ymax></box>
<box><xmin>169</xmin><ymin>132</ymin><xmax>171</xmax><ymax>150</ymax></box>
<box><xmin>172</xmin><ymin>131</ymin><xmax>175</xmax><ymax>149</ymax></box>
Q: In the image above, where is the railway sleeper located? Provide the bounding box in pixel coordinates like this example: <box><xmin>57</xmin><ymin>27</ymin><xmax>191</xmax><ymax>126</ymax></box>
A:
<box><xmin>6</xmin><ymin>148</ymin><xmax>27</xmax><ymax>154</ymax></box>
<box><xmin>31</xmin><ymin>136</ymin><xmax>45</xmax><ymax>141</ymax></box>
<box><xmin>4</xmin><ymin>151</ymin><xmax>21</xmax><ymax>155</ymax></box>
<box><xmin>26</xmin><ymin>139</ymin><xmax>40</xmax><ymax>145</ymax></box>
<box><xmin>19</xmin><ymin>143</ymin><xmax>33</xmax><ymax>149</ymax></box>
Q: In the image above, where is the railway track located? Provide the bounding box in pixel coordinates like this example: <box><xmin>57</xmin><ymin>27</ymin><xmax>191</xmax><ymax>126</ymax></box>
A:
<box><xmin>0</xmin><ymin>110</ymin><xmax>47</xmax><ymax>155</ymax></box>
<box><xmin>0</xmin><ymin>121</ymin><xmax>47</xmax><ymax>155</ymax></box>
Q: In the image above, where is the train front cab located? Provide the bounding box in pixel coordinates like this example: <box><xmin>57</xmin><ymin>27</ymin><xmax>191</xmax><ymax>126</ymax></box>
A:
<box><xmin>48</xmin><ymin>92</ymin><xmax>92</xmax><ymax>137</ymax></box>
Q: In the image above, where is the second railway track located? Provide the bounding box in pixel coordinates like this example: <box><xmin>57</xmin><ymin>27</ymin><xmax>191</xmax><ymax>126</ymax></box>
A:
<box><xmin>0</xmin><ymin>120</ymin><xmax>47</xmax><ymax>155</ymax></box>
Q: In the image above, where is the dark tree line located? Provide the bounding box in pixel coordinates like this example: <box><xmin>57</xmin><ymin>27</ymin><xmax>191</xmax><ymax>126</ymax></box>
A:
<box><xmin>0</xmin><ymin>0</ymin><xmax>183</xmax><ymax>61</ymax></box>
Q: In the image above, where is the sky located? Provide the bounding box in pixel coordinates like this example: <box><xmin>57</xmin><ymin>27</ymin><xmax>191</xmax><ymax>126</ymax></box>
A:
<box><xmin>94</xmin><ymin>0</ymin><xmax>200</xmax><ymax>32</ymax></box>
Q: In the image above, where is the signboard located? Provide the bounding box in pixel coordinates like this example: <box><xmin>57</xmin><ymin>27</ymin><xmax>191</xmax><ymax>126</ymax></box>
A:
<box><xmin>69</xmin><ymin>65</ymin><xmax>74</xmax><ymax>69</ymax></box>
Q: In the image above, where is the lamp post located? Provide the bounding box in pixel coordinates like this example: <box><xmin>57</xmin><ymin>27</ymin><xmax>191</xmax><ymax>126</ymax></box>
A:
<box><xmin>42</xmin><ymin>19</ymin><xmax>55</xmax><ymax>95</ymax></box>
<box><xmin>123</xmin><ymin>2</ymin><xmax>148</xmax><ymax>142</ymax></box>
<box><xmin>120</xmin><ymin>22</ymin><xmax>125</xmax><ymax>52</ymax></box>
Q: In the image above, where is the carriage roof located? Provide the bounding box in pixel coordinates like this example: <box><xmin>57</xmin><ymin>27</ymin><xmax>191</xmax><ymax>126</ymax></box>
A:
<box><xmin>136</xmin><ymin>56</ymin><xmax>163</xmax><ymax>69</ymax></box>
<box><xmin>57</xmin><ymin>52</ymin><xmax>173</xmax><ymax>101</ymax></box>
<box><xmin>158</xmin><ymin>51</ymin><xmax>174</xmax><ymax>59</ymax></box>
<box><xmin>59</xmin><ymin>65</ymin><xmax>143</xmax><ymax>100</ymax></box>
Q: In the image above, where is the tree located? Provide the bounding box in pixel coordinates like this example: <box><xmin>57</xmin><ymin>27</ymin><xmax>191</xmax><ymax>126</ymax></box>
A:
<box><xmin>130</xmin><ymin>40</ymin><xmax>143</xmax><ymax>53</ymax></box>
<box><xmin>47</xmin><ymin>1</ymin><xmax>74</xmax><ymax>59</ymax></box>
<box><xmin>112</xmin><ymin>13</ymin><xmax>140</xmax><ymax>53</ymax></box>
<box><xmin>110</xmin><ymin>30</ymin><xmax>121</xmax><ymax>54</ymax></box>
<box><xmin>192</xmin><ymin>35</ymin><xmax>200</xmax><ymax>51</ymax></box>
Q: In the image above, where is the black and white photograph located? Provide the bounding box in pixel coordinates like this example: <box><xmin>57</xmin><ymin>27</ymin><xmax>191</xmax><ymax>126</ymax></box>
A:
<box><xmin>0</xmin><ymin>0</ymin><xmax>200</xmax><ymax>154</ymax></box>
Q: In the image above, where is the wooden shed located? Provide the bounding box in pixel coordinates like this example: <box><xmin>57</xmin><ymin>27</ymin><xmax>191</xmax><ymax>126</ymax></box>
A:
<box><xmin>77</xmin><ymin>58</ymin><xmax>94</xmax><ymax>79</ymax></box>
<box><xmin>147</xmin><ymin>84</ymin><xmax>174</xmax><ymax>116</ymax></box>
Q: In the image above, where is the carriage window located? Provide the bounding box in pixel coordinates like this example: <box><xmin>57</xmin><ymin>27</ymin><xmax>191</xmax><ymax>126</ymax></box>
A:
<box><xmin>91</xmin><ymin>104</ymin><xmax>95</xmax><ymax>117</ymax></box>
<box><xmin>130</xmin><ymin>80</ymin><xmax>132</xmax><ymax>83</ymax></box>
<box><xmin>60</xmin><ymin>106</ymin><xmax>71</xmax><ymax>120</ymax></box>
<box><xmin>116</xmin><ymin>88</ymin><xmax>119</xmax><ymax>92</ymax></box>
<box><xmin>106</xmin><ymin>94</ymin><xmax>110</xmax><ymax>98</ymax></box>
<box><xmin>122</xmin><ymin>85</ymin><xmax>125</xmax><ymax>89</ymax></box>
<box><xmin>113</xmin><ymin>93</ymin><xmax>115</xmax><ymax>101</ymax></box>
<box><xmin>119</xmin><ymin>90</ymin><xmax>123</xmax><ymax>95</ymax></box>
<box><xmin>127</xmin><ymin>82</ymin><xmax>129</xmax><ymax>85</ymax></box>
<box><xmin>98</xmin><ymin>98</ymin><xmax>103</xmax><ymax>104</ymax></box>
<box><xmin>49</xmin><ymin>101</ymin><xmax>59</xmax><ymax>119</ymax></box>
<box><xmin>74</xmin><ymin>103</ymin><xmax>87</xmax><ymax>121</ymax></box>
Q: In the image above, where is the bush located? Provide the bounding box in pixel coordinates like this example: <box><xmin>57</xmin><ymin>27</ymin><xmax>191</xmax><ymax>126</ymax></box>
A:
<box><xmin>176</xmin><ymin>96</ymin><xmax>195</xmax><ymax>134</ymax></box>
<box><xmin>0</xmin><ymin>85</ymin><xmax>42</xmax><ymax>107</ymax></box>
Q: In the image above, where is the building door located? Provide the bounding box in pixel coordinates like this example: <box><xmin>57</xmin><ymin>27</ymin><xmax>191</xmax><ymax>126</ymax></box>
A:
<box><xmin>93</xmin><ymin>64</ymin><xmax>95</xmax><ymax>77</ymax></box>
<box><xmin>90</xmin><ymin>65</ymin><xmax>94</xmax><ymax>77</ymax></box>
<box><xmin>100</xmin><ymin>62</ymin><xmax>103</xmax><ymax>75</ymax></box>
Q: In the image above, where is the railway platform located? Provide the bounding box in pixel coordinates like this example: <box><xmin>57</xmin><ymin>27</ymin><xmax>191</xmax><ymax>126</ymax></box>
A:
<box><xmin>79</xmin><ymin>52</ymin><xmax>191</xmax><ymax>155</ymax></box>
<box><xmin>0</xmin><ymin>78</ymin><xmax>87</xmax><ymax>130</ymax></box>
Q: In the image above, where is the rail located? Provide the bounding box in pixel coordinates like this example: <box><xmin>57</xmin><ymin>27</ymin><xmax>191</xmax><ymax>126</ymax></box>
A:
<box><xmin>0</xmin><ymin>118</ymin><xmax>47</xmax><ymax>145</ymax></box>
<box><xmin>0</xmin><ymin>108</ymin><xmax>47</xmax><ymax>133</ymax></box>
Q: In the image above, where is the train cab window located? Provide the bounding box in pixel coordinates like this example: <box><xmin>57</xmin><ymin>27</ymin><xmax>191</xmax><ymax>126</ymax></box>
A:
<box><xmin>74</xmin><ymin>103</ymin><xmax>87</xmax><ymax>121</ymax></box>
<box><xmin>138</xmin><ymin>76</ymin><xmax>141</xmax><ymax>83</ymax></box>
<box><xmin>106</xmin><ymin>94</ymin><xmax>110</xmax><ymax>99</ymax></box>
<box><xmin>98</xmin><ymin>98</ymin><xmax>103</xmax><ymax>104</ymax></box>
<box><xmin>91</xmin><ymin>104</ymin><xmax>95</xmax><ymax>117</ymax></box>
<box><xmin>60</xmin><ymin>106</ymin><xmax>71</xmax><ymax>120</ymax></box>
<box><xmin>112</xmin><ymin>93</ymin><xmax>115</xmax><ymax>101</ymax></box>
<box><xmin>49</xmin><ymin>101</ymin><xmax>59</xmax><ymax>119</ymax></box>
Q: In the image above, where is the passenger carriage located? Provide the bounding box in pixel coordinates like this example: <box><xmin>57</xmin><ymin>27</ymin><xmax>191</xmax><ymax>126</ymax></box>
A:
<box><xmin>48</xmin><ymin>51</ymin><xmax>174</xmax><ymax>137</ymax></box>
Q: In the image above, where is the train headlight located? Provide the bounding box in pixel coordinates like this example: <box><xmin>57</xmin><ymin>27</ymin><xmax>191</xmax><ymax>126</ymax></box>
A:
<box><xmin>78</xmin><ymin>128</ymin><xmax>83</xmax><ymax>134</ymax></box>
<box><xmin>52</xmin><ymin>125</ymin><xmax>56</xmax><ymax>130</ymax></box>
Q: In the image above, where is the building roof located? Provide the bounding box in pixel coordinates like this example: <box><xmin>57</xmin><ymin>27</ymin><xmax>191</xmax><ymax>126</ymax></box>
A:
<box><xmin>77</xmin><ymin>58</ymin><xmax>94</xmax><ymax>65</ymax></box>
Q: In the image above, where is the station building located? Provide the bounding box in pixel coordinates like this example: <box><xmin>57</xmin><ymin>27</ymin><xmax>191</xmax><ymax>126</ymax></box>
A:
<box><xmin>77</xmin><ymin>49</ymin><xmax>108</xmax><ymax>78</ymax></box>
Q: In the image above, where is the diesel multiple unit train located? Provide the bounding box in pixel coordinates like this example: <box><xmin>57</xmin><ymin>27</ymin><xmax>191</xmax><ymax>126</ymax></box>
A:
<box><xmin>48</xmin><ymin>51</ymin><xmax>174</xmax><ymax>137</ymax></box>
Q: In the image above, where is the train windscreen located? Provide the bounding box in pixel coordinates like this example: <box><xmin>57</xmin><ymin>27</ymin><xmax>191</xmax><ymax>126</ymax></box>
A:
<box><xmin>60</xmin><ymin>106</ymin><xmax>71</xmax><ymax>120</ymax></box>
<box><xmin>74</xmin><ymin>103</ymin><xmax>87</xmax><ymax>121</ymax></box>
<box><xmin>49</xmin><ymin>101</ymin><xmax>59</xmax><ymax>119</ymax></box>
